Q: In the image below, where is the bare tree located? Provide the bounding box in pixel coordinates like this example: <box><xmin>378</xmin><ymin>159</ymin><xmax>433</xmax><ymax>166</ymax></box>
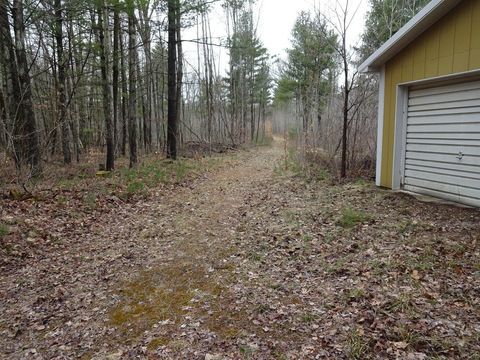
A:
<box><xmin>167</xmin><ymin>0</ymin><xmax>178</xmax><ymax>160</ymax></box>
<box><xmin>97</xmin><ymin>0</ymin><xmax>114</xmax><ymax>170</ymax></box>
<box><xmin>55</xmin><ymin>0</ymin><xmax>72</xmax><ymax>165</ymax></box>
<box><xmin>12</xmin><ymin>0</ymin><xmax>41</xmax><ymax>175</ymax></box>
<box><xmin>127</xmin><ymin>2</ymin><xmax>137</xmax><ymax>167</ymax></box>
<box><xmin>112</xmin><ymin>3</ymin><xmax>120</xmax><ymax>155</ymax></box>
<box><xmin>320</xmin><ymin>0</ymin><xmax>362</xmax><ymax>178</ymax></box>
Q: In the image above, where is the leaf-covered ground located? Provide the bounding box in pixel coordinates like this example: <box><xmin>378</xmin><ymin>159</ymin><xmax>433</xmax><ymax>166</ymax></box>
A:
<box><xmin>0</xmin><ymin>139</ymin><xmax>479</xmax><ymax>359</ymax></box>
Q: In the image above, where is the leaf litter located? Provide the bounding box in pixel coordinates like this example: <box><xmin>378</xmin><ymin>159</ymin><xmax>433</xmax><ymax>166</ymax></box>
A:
<box><xmin>0</xmin><ymin>140</ymin><xmax>479</xmax><ymax>359</ymax></box>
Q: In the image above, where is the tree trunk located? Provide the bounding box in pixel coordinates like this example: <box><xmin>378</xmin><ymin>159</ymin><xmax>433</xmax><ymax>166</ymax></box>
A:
<box><xmin>0</xmin><ymin>0</ymin><xmax>16</xmax><ymax>162</ymax></box>
<box><xmin>159</xmin><ymin>33</ymin><xmax>166</xmax><ymax>150</ymax></box>
<box><xmin>55</xmin><ymin>0</ymin><xmax>72</xmax><ymax>165</ymax></box>
<box><xmin>0</xmin><ymin>87</ymin><xmax>8</xmax><ymax>150</ymax></box>
<box><xmin>176</xmin><ymin>3</ymin><xmax>183</xmax><ymax>150</ymax></box>
<box><xmin>67</xmin><ymin>18</ymin><xmax>83</xmax><ymax>162</ymax></box>
<box><xmin>97</xmin><ymin>1</ymin><xmax>114</xmax><ymax>170</ymax></box>
<box><xmin>112</xmin><ymin>5</ymin><xmax>120</xmax><ymax>155</ymax></box>
<box><xmin>128</xmin><ymin>9</ymin><xmax>137</xmax><ymax>167</ymax></box>
<box><xmin>119</xmin><ymin>19</ymin><xmax>128</xmax><ymax>157</ymax></box>
<box><xmin>341</xmin><ymin>49</ymin><xmax>348</xmax><ymax>178</ymax></box>
<box><xmin>139</xmin><ymin>6</ymin><xmax>152</xmax><ymax>152</ymax></box>
<box><xmin>166</xmin><ymin>0</ymin><xmax>178</xmax><ymax>160</ymax></box>
<box><xmin>12</xmin><ymin>0</ymin><xmax>41</xmax><ymax>175</ymax></box>
<box><xmin>137</xmin><ymin>58</ymin><xmax>147</xmax><ymax>151</ymax></box>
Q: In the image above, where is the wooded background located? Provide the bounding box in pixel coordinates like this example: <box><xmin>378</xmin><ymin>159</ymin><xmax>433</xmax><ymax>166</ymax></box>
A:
<box><xmin>0</xmin><ymin>0</ymin><xmax>429</xmax><ymax>183</ymax></box>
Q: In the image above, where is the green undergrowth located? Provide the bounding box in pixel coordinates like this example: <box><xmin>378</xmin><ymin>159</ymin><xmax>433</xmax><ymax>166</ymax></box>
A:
<box><xmin>51</xmin><ymin>156</ymin><xmax>225</xmax><ymax>201</ymax></box>
<box><xmin>0</xmin><ymin>224</ymin><xmax>9</xmax><ymax>238</ymax></box>
<box><xmin>346</xmin><ymin>328</ymin><xmax>371</xmax><ymax>359</ymax></box>
<box><xmin>115</xmin><ymin>157</ymin><xmax>222</xmax><ymax>198</ymax></box>
<box><xmin>336</xmin><ymin>207</ymin><xmax>372</xmax><ymax>228</ymax></box>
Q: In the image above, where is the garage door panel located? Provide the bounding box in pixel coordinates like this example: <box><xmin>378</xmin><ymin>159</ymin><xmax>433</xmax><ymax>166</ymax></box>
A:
<box><xmin>408</xmin><ymin>107</ymin><xmax>480</xmax><ymax>117</ymax></box>
<box><xmin>407</xmin><ymin>132</ymin><xmax>480</xmax><ymax>140</ymax></box>
<box><xmin>409</xmin><ymin>90</ymin><xmax>480</xmax><ymax>107</ymax></box>
<box><xmin>409</xmin><ymin>81</ymin><xmax>480</xmax><ymax>98</ymax></box>
<box><xmin>404</xmin><ymin>169</ymin><xmax>480</xmax><ymax>189</ymax></box>
<box><xmin>403</xmin><ymin>80</ymin><xmax>480</xmax><ymax>207</ymax></box>
<box><xmin>407</xmin><ymin>123</ymin><xmax>480</xmax><ymax>133</ymax></box>
<box><xmin>408</xmin><ymin>98</ymin><xmax>480</xmax><ymax>112</ymax></box>
<box><xmin>406</xmin><ymin>143</ymin><xmax>480</xmax><ymax>156</ymax></box>
<box><xmin>407</xmin><ymin>138</ymin><xmax>480</xmax><ymax>146</ymax></box>
<box><xmin>405</xmin><ymin>159</ymin><xmax>480</xmax><ymax>175</ymax></box>
<box><xmin>406</xmin><ymin>112</ymin><xmax>480</xmax><ymax>125</ymax></box>
<box><xmin>404</xmin><ymin>177</ymin><xmax>480</xmax><ymax>200</ymax></box>
<box><xmin>406</xmin><ymin>151</ymin><xmax>480</xmax><ymax>166</ymax></box>
<box><xmin>403</xmin><ymin>185</ymin><xmax>480</xmax><ymax>207</ymax></box>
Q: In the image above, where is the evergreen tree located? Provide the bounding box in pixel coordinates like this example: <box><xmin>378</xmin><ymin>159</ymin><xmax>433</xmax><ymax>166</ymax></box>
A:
<box><xmin>276</xmin><ymin>11</ymin><xmax>336</xmax><ymax>136</ymax></box>
<box><xmin>359</xmin><ymin>0</ymin><xmax>430</xmax><ymax>60</ymax></box>
<box><xmin>226</xmin><ymin>4</ymin><xmax>271</xmax><ymax>143</ymax></box>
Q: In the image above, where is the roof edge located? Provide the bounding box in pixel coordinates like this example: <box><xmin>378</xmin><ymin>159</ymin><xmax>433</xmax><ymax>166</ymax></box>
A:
<box><xmin>358</xmin><ymin>0</ymin><xmax>462</xmax><ymax>73</ymax></box>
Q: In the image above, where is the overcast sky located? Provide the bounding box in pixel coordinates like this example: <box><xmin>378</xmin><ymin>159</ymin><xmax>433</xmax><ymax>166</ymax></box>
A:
<box><xmin>257</xmin><ymin>0</ymin><xmax>369</xmax><ymax>59</ymax></box>
<box><xmin>182</xmin><ymin>0</ymin><xmax>370</xmax><ymax>75</ymax></box>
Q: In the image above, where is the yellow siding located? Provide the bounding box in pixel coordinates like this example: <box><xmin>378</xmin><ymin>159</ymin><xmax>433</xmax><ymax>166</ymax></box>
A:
<box><xmin>413</xmin><ymin>39</ymin><xmax>426</xmax><ymax>79</ymax></box>
<box><xmin>470</xmin><ymin>1</ymin><xmax>480</xmax><ymax>69</ymax></box>
<box><xmin>381</xmin><ymin>0</ymin><xmax>480</xmax><ymax>188</ymax></box>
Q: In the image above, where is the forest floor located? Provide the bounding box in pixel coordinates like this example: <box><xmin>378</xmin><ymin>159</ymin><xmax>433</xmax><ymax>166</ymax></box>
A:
<box><xmin>0</xmin><ymin>138</ymin><xmax>479</xmax><ymax>359</ymax></box>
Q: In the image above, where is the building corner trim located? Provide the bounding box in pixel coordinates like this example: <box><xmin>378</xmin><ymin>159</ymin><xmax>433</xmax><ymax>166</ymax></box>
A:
<box><xmin>376</xmin><ymin>65</ymin><xmax>386</xmax><ymax>186</ymax></box>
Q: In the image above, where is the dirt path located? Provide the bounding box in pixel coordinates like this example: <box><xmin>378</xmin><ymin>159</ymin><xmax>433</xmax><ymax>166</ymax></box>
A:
<box><xmin>0</xmin><ymin>141</ymin><xmax>284</xmax><ymax>359</ymax></box>
<box><xmin>1</xmin><ymin>138</ymin><xmax>479</xmax><ymax>359</ymax></box>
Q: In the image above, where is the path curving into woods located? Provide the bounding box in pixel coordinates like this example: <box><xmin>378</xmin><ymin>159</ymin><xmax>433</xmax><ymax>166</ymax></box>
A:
<box><xmin>1</xmin><ymin>137</ymin><xmax>479</xmax><ymax>359</ymax></box>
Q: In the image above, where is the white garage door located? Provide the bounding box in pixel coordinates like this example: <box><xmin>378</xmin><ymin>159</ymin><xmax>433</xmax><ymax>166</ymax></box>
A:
<box><xmin>404</xmin><ymin>80</ymin><xmax>480</xmax><ymax>207</ymax></box>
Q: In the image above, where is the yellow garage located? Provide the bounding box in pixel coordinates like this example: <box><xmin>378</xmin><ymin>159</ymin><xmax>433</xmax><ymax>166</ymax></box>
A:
<box><xmin>360</xmin><ymin>0</ymin><xmax>480</xmax><ymax>206</ymax></box>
